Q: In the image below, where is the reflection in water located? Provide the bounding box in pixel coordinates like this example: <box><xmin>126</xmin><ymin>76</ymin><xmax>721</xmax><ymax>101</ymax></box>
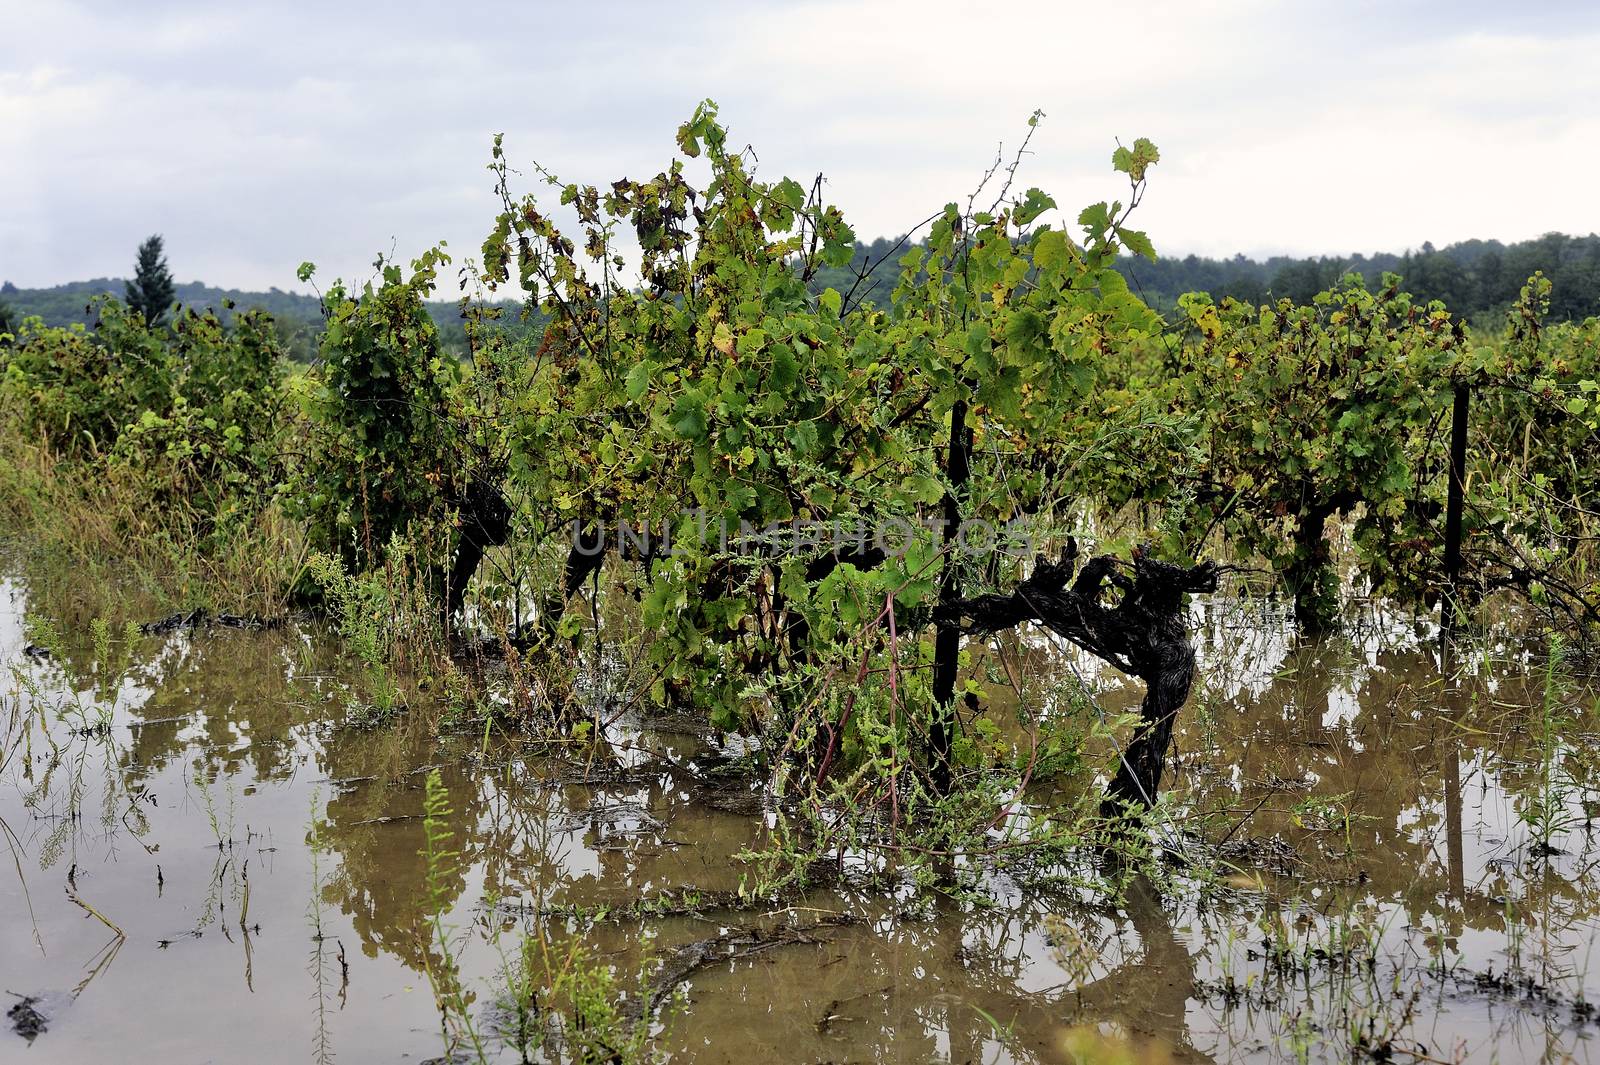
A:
<box><xmin>2</xmin><ymin>566</ymin><xmax>1599</xmax><ymax>1063</ymax></box>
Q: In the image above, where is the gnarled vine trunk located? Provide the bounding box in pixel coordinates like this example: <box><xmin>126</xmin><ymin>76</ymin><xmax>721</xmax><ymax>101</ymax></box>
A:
<box><xmin>1286</xmin><ymin>502</ymin><xmax>1338</xmax><ymax>635</ymax></box>
<box><xmin>444</xmin><ymin>478</ymin><xmax>512</xmax><ymax>622</ymax></box>
<box><xmin>945</xmin><ymin>544</ymin><xmax>1218</xmax><ymax>815</ymax></box>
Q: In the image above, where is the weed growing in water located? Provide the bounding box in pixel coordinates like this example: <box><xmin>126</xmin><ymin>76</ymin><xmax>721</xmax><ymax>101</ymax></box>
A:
<box><xmin>22</xmin><ymin>613</ymin><xmax>142</xmax><ymax>735</ymax></box>
<box><xmin>305</xmin><ymin>789</ymin><xmax>343</xmax><ymax>1065</ymax></box>
<box><xmin>1519</xmin><ymin>634</ymin><xmax>1579</xmax><ymax>858</ymax></box>
<box><xmin>1287</xmin><ymin>790</ymin><xmax>1365</xmax><ymax>856</ymax></box>
<box><xmin>308</xmin><ymin>545</ymin><xmax>443</xmax><ymax>725</ymax></box>
<box><xmin>192</xmin><ymin>761</ymin><xmax>236</xmax><ymax>849</ymax></box>
<box><xmin>420</xmin><ymin>767</ymin><xmax>487</xmax><ymax>1060</ymax></box>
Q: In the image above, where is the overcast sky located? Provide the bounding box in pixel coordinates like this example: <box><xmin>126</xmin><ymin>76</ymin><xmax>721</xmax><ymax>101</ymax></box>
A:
<box><xmin>3</xmin><ymin>0</ymin><xmax>1597</xmax><ymax>293</ymax></box>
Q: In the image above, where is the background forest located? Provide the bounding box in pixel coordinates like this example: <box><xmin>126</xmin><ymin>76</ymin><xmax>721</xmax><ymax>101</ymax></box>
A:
<box><xmin>7</xmin><ymin>229</ymin><xmax>1597</xmax><ymax>360</ymax></box>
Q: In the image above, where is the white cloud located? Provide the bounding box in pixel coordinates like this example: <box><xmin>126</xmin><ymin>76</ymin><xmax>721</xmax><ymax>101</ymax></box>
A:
<box><xmin>1</xmin><ymin>0</ymin><xmax>1595</xmax><ymax>291</ymax></box>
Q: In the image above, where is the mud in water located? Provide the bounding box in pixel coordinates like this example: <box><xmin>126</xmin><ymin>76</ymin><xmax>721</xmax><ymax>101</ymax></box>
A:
<box><xmin>3</xmin><ymin>565</ymin><xmax>1599</xmax><ymax>1064</ymax></box>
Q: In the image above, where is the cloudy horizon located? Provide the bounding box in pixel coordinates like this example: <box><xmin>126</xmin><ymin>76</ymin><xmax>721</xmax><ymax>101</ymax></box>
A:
<box><xmin>4</xmin><ymin>0</ymin><xmax>1598</xmax><ymax>294</ymax></box>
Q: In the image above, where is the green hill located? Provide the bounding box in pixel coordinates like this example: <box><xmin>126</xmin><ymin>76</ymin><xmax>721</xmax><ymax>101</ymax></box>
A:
<box><xmin>0</xmin><ymin>277</ymin><xmax>535</xmax><ymax>360</ymax></box>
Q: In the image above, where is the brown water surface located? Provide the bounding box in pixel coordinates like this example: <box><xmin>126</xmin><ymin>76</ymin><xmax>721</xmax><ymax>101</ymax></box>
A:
<box><xmin>3</xmin><ymin>569</ymin><xmax>1599</xmax><ymax>1063</ymax></box>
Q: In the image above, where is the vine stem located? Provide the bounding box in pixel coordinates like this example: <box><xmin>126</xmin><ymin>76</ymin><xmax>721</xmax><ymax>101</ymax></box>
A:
<box><xmin>886</xmin><ymin>592</ymin><xmax>901</xmax><ymax>829</ymax></box>
<box><xmin>930</xmin><ymin>396</ymin><xmax>972</xmax><ymax>797</ymax></box>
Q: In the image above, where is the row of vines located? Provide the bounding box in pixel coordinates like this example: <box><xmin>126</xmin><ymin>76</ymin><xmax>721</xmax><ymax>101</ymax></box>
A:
<box><xmin>3</xmin><ymin>102</ymin><xmax>1597</xmax><ymax>872</ymax></box>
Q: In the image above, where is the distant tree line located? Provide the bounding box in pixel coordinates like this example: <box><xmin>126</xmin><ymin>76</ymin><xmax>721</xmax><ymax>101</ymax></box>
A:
<box><xmin>1</xmin><ymin>258</ymin><xmax>536</xmax><ymax>360</ymax></box>
<box><xmin>3</xmin><ymin>274</ymin><xmax>330</xmax><ymax>359</ymax></box>
<box><xmin>1114</xmin><ymin>232</ymin><xmax>1600</xmax><ymax>324</ymax></box>
<box><xmin>809</xmin><ymin>231</ymin><xmax>1600</xmax><ymax>326</ymax></box>
<box><xmin>6</xmin><ymin>230</ymin><xmax>1595</xmax><ymax>360</ymax></box>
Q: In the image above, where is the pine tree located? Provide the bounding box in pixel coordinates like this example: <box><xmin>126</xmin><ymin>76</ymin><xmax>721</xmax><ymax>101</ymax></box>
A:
<box><xmin>126</xmin><ymin>234</ymin><xmax>176</xmax><ymax>326</ymax></box>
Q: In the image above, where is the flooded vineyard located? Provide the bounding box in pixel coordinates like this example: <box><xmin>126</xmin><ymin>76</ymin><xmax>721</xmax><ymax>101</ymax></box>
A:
<box><xmin>3</xmin><ymin>562</ymin><xmax>1598</xmax><ymax>1065</ymax></box>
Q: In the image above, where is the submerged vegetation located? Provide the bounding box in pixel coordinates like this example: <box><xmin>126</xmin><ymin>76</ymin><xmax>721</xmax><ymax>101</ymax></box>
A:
<box><xmin>3</xmin><ymin>102</ymin><xmax>1600</xmax><ymax>1062</ymax></box>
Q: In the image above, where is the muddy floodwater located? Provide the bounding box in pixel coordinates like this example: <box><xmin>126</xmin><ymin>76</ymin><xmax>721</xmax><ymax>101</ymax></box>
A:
<box><xmin>4</xmin><ymin>563</ymin><xmax>1600</xmax><ymax>1065</ymax></box>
